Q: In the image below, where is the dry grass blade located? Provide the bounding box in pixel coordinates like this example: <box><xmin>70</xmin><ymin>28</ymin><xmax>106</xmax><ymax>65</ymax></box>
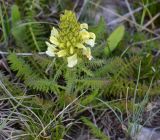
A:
<box><xmin>88</xmin><ymin>0</ymin><xmax>160</xmax><ymax>37</ymax></box>
<box><xmin>125</xmin><ymin>0</ymin><xmax>137</xmax><ymax>26</ymax></box>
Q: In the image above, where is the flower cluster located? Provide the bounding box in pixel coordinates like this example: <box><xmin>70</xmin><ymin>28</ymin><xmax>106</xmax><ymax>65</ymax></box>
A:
<box><xmin>46</xmin><ymin>10</ymin><xmax>96</xmax><ymax>68</ymax></box>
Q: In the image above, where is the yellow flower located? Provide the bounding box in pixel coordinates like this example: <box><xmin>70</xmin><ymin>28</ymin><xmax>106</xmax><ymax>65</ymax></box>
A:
<box><xmin>67</xmin><ymin>54</ymin><xmax>78</xmax><ymax>68</ymax></box>
<box><xmin>46</xmin><ymin>10</ymin><xmax>96</xmax><ymax>68</ymax></box>
<box><xmin>45</xmin><ymin>42</ymin><xmax>57</xmax><ymax>57</ymax></box>
<box><xmin>83</xmin><ymin>47</ymin><xmax>92</xmax><ymax>60</ymax></box>
<box><xmin>80</xmin><ymin>23</ymin><xmax>88</xmax><ymax>30</ymax></box>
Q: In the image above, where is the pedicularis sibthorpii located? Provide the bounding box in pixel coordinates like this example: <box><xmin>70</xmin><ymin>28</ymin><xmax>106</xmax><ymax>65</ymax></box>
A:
<box><xmin>46</xmin><ymin>10</ymin><xmax>96</xmax><ymax>68</ymax></box>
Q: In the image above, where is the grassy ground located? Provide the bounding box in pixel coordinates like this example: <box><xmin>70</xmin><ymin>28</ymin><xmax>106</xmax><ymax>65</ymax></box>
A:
<box><xmin>1</xmin><ymin>0</ymin><xmax>160</xmax><ymax>140</ymax></box>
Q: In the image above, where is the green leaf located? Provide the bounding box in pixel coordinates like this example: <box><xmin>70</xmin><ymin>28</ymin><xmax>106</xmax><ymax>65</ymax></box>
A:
<box><xmin>11</xmin><ymin>4</ymin><xmax>26</xmax><ymax>49</ymax></box>
<box><xmin>80</xmin><ymin>90</ymin><xmax>99</xmax><ymax>106</ymax></box>
<box><xmin>11</xmin><ymin>4</ymin><xmax>21</xmax><ymax>26</ymax></box>
<box><xmin>81</xmin><ymin>117</ymin><xmax>110</xmax><ymax>140</ymax></box>
<box><xmin>104</xmin><ymin>25</ymin><xmax>125</xmax><ymax>56</ymax></box>
<box><xmin>89</xmin><ymin>16</ymin><xmax>106</xmax><ymax>41</ymax></box>
<box><xmin>0</xmin><ymin>5</ymin><xmax>8</xmax><ymax>43</ymax></box>
<box><xmin>11</xmin><ymin>24</ymin><xmax>27</xmax><ymax>49</ymax></box>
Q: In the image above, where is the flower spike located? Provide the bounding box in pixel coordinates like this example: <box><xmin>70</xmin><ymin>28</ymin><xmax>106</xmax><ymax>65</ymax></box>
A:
<box><xmin>46</xmin><ymin>10</ymin><xmax>96</xmax><ymax>67</ymax></box>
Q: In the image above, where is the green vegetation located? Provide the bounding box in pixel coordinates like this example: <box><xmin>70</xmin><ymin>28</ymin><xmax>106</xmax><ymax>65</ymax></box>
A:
<box><xmin>1</xmin><ymin>0</ymin><xmax>160</xmax><ymax>139</ymax></box>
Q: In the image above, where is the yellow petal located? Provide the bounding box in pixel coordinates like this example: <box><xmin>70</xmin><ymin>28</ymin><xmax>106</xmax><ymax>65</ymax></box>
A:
<box><xmin>89</xmin><ymin>32</ymin><xmax>96</xmax><ymax>41</ymax></box>
<box><xmin>57</xmin><ymin>50</ymin><xmax>67</xmax><ymax>57</ymax></box>
<box><xmin>83</xmin><ymin>47</ymin><xmax>92</xmax><ymax>60</ymax></box>
<box><xmin>80</xmin><ymin>23</ymin><xmax>88</xmax><ymax>30</ymax></box>
<box><xmin>85</xmin><ymin>39</ymin><xmax>95</xmax><ymax>47</ymax></box>
<box><xmin>70</xmin><ymin>47</ymin><xmax>74</xmax><ymax>54</ymax></box>
<box><xmin>50</xmin><ymin>36</ymin><xmax>59</xmax><ymax>46</ymax></box>
<box><xmin>45</xmin><ymin>42</ymin><xmax>57</xmax><ymax>57</ymax></box>
<box><xmin>80</xmin><ymin>29</ymin><xmax>90</xmax><ymax>40</ymax></box>
<box><xmin>51</xmin><ymin>27</ymin><xmax>59</xmax><ymax>37</ymax></box>
<box><xmin>76</xmin><ymin>43</ymin><xmax>86</xmax><ymax>49</ymax></box>
<box><xmin>67</xmin><ymin>41</ymin><xmax>71</xmax><ymax>47</ymax></box>
<box><xmin>59</xmin><ymin>43</ymin><xmax>65</xmax><ymax>48</ymax></box>
<box><xmin>67</xmin><ymin>54</ymin><xmax>78</xmax><ymax>68</ymax></box>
